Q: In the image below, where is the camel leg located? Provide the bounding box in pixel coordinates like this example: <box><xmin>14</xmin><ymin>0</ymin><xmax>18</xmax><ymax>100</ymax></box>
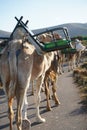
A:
<box><xmin>8</xmin><ymin>98</ymin><xmax>14</xmax><ymax>130</ymax></box>
<box><xmin>44</xmin><ymin>76</ymin><xmax>52</xmax><ymax>111</ymax></box>
<box><xmin>61</xmin><ymin>54</ymin><xmax>65</xmax><ymax>73</ymax></box>
<box><xmin>76</xmin><ymin>51</ymin><xmax>81</xmax><ymax>66</ymax></box>
<box><xmin>52</xmin><ymin>82</ymin><xmax>60</xmax><ymax>105</ymax></box>
<box><xmin>35</xmin><ymin>76</ymin><xmax>46</xmax><ymax>123</ymax></box>
<box><xmin>68</xmin><ymin>60</ymin><xmax>73</xmax><ymax>71</ymax></box>
<box><xmin>68</xmin><ymin>61</ymin><xmax>70</xmax><ymax>72</ymax></box>
<box><xmin>71</xmin><ymin>60</ymin><xmax>74</xmax><ymax>70</ymax></box>
<box><xmin>59</xmin><ymin>61</ymin><xmax>64</xmax><ymax>74</ymax></box>
<box><xmin>16</xmin><ymin>88</ymin><xmax>24</xmax><ymax>130</ymax></box>
<box><xmin>22</xmin><ymin>89</ymin><xmax>28</xmax><ymax>119</ymax></box>
<box><xmin>73</xmin><ymin>55</ymin><xmax>76</xmax><ymax>69</ymax></box>
<box><xmin>16</xmin><ymin>86</ymin><xmax>30</xmax><ymax>130</ymax></box>
<box><xmin>31</xmin><ymin>81</ymin><xmax>34</xmax><ymax>95</ymax></box>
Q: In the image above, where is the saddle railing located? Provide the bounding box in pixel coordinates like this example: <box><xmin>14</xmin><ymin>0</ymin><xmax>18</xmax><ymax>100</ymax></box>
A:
<box><xmin>15</xmin><ymin>17</ymin><xmax>73</xmax><ymax>53</ymax></box>
<box><xmin>0</xmin><ymin>16</ymin><xmax>73</xmax><ymax>54</ymax></box>
<box><xmin>61</xmin><ymin>48</ymin><xmax>77</xmax><ymax>54</ymax></box>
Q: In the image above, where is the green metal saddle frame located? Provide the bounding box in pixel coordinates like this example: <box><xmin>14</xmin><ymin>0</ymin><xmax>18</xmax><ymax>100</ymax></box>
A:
<box><xmin>61</xmin><ymin>48</ymin><xmax>77</xmax><ymax>54</ymax></box>
<box><xmin>0</xmin><ymin>16</ymin><xmax>73</xmax><ymax>54</ymax></box>
<box><xmin>41</xmin><ymin>39</ymin><xmax>71</xmax><ymax>52</ymax></box>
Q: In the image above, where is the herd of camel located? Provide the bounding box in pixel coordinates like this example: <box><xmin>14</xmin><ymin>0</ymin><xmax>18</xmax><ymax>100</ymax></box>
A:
<box><xmin>0</xmin><ymin>18</ymin><xmax>86</xmax><ymax>130</ymax></box>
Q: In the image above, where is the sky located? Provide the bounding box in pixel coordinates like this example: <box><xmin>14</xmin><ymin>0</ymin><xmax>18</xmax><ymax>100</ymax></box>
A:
<box><xmin>0</xmin><ymin>0</ymin><xmax>87</xmax><ymax>32</ymax></box>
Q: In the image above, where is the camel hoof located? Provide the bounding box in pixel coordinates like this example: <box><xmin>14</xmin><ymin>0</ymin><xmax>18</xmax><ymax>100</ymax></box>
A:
<box><xmin>47</xmin><ymin>107</ymin><xmax>52</xmax><ymax>111</ymax></box>
<box><xmin>41</xmin><ymin>87</ymin><xmax>45</xmax><ymax>92</ymax></box>
<box><xmin>22</xmin><ymin>119</ymin><xmax>31</xmax><ymax>130</ymax></box>
<box><xmin>36</xmin><ymin>116</ymin><xmax>46</xmax><ymax>123</ymax></box>
<box><xmin>55</xmin><ymin>101</ymin><xmax>61</xmax><ymax>106</ymax></box>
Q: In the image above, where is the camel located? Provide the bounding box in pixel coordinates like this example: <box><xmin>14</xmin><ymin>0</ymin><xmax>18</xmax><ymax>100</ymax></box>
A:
<box><xmin>0</xmin><ymin>26</ymin><xmax>56</xmax><ymax>130</ymax></box>
<box><xmin>0</xmin><ymin>38</ymin><xmax>34</xmax><ymax>130</ymax></box>
<box><xmin>0</xmin><ymin>24</ymin><xmax>72</xmax><ymax>129</ymax></box>
<box><xmin>30</xmin><ymin>33</ymin><xmax>60</xmax><ymax>111</ymax></box>
<box><xmin>44</xmin><ymin>51</ymin><xmax>60</xmax><ymax>111</ymax></box>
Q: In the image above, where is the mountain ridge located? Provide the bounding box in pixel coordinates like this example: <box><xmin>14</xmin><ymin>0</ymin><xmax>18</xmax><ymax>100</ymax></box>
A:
<box><xmin>32</xmin><ymin>23</ymin><xmax>87</xmax><ymax>38</ymax></box>
<box><xmin>0</xmin><ymin>23</ymin><xmax>87</xmax><ymax>38</ymax></box>
<box><xmin>0</xmin><ymin>30</ymin><xmax>11</xmax><ymax>38</ymax></box>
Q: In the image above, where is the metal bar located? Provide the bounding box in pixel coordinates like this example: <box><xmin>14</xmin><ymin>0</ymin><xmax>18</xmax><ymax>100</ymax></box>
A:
<box><xmin>32</xmin><ymin>27</ymin><xmax>67</xmax><ymax>37</ymax></box>
<box><xmin>10</xmin><ymin>16</ymin><xmax>23</xmax><ymax>39</ymax></box>
<box><xmin>2</xmin><ymin>16</ymin><xmax>72</xmax><ymax>53</ymax></box>
<box><xmin>0</xmin><ymin>37</ymin><xmax>9</xmax><ymax>40</ymax></box>
<box><xmin>14</xmin><ymin>17</ymin><xmax>44</xmax><ymax>53</ymax></box>
<box><xmin>15</xmin><ymin>16</ymin><xmax>29</xmax><ymax>27</ymax></box>
<box><xmin>25</xmin><ymin>20</ymin><xmax>29</xmax><ymax>26</ymax></box>
<box><xmin>15</xmin><ymin>16</ymin><xmax>23</xmax><ymax>23</ymax></box>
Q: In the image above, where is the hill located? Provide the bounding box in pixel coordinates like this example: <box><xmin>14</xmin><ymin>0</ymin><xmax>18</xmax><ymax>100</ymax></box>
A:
<box><xmin>32</xmin><ymin>23</ymin><xmax>87</xmax><ymax>38</ymax></box>
<box><xmin>0</xmin><ymin>30</ymin><xmax>10</xmax><ymax>39</ymax></box>
<box><xmin>0</xmin><ymin>23</ymin><xmax>87</xmax><ymax>38</ymax></box>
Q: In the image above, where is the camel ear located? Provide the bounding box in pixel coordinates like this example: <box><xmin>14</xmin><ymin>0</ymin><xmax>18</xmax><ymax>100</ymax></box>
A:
<box><xmin>38</xmin><ymin>35</ymin><xmax>45</xmax><ymax>42</ymax></box>
<box><xmin>42</xmin><ymin>35</ymin><xmax>45</xmax><ymax>40</ymax></box>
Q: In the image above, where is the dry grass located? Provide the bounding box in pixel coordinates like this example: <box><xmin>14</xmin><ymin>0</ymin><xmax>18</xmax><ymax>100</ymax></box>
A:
<box><xmin>73</xmin><ymin>62</ymin><xmax>87</xmax><ymax>106</ymax></box>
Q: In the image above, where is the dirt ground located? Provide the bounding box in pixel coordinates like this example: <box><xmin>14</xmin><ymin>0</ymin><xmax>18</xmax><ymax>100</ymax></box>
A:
<box><xmin>0</xmin><ymin>70</ymin><xmax>87</xmax><ymax>130</ymax></box>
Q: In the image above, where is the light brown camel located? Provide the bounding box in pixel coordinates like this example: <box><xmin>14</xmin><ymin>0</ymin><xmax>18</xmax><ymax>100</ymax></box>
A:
<box><xmin>30</xmin><ymin>33</ymin><xmax>60</xmax><ymax>111</ymax></box>
<box><xmin>0</xmin><ymin>26</ymin><xmax>55</xmax><ymax>130</ymax></box>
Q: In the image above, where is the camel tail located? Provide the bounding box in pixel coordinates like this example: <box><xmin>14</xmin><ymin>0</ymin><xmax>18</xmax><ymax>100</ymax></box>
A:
<box><xmin>8</xmin><ymin>40</ymin><xmax>18</xmax><ymax>97</ymax></box>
